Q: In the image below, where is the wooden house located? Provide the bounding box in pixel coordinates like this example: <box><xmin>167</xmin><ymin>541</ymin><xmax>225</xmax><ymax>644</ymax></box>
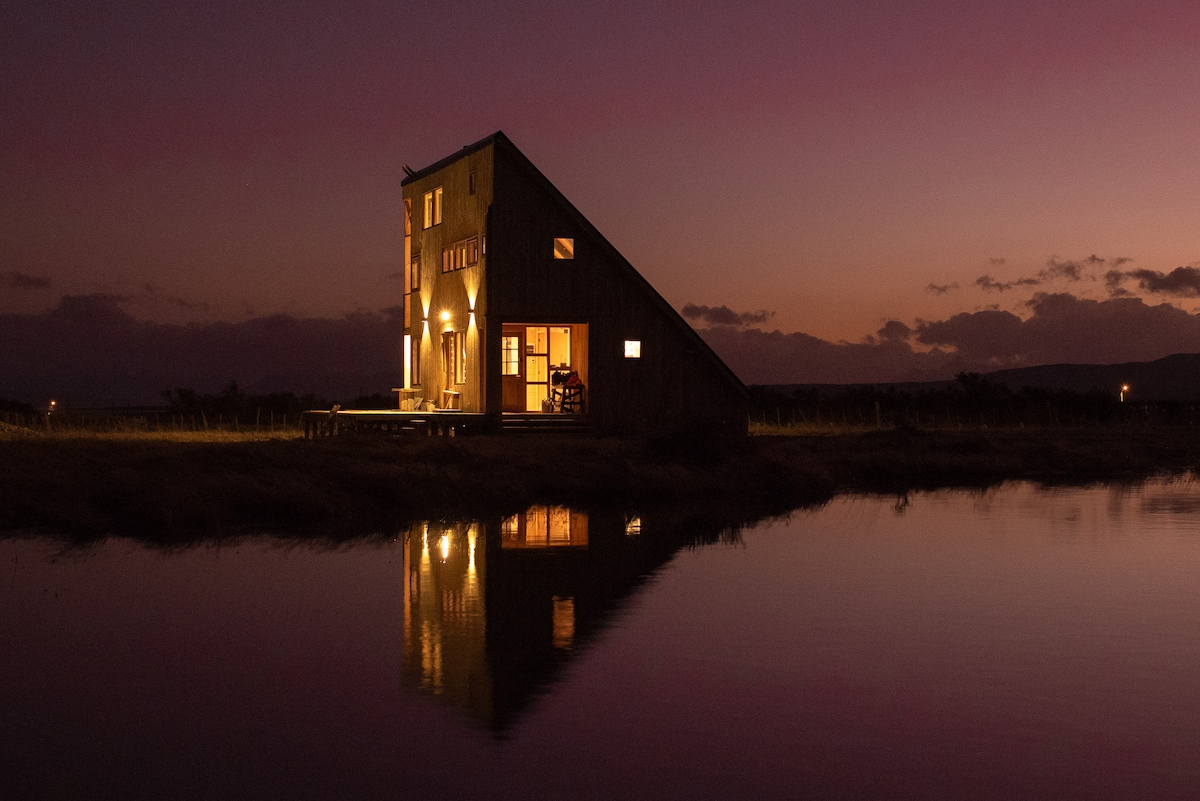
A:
<box><xmin>399</xmin><ymin>132</ymin><xmax>747</xmax><ymax>434</ymax></box>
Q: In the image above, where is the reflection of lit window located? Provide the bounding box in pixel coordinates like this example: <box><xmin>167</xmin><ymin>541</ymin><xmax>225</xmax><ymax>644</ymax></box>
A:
<box><xmin>552</xmin><ymin>596</ymin><xmax>575</xmax><ymax>649</ymax></box>
<box><xmin>525</xmin><ymin>507</ymin><xmax>548</xmax><ymax>546</ymax></box>
<box><xmin>501</xmin><ymin>515</ymin><xmax>520</xmax><ymax>543</ymax></box>
<box><xmin>548</xmin><ymin>508</ymin><xmax>571</xmax><ymax>545</ymax></box>
<box><xmin>502</xmin><ymin>337</ymin><xmax>520</xmax><ymax>376</ymax></box>
<box><xmin>439</xmin><ymin>534</ymin><xmax>450</xmax><ymax>561</ymax></box>
<box><xmin>625</xmin><ymin>516</ymin><xmax>641</xmax><ymax>536</ymax></box>
<box><xmin>553</xmin><ymin>237</ymin><xmax>574</xmax><ymax>259</ymax></box>
<box><xmin>624</xmin><ymin>340</ymin><xmax>641</xmax><ymax>359</ymax></box>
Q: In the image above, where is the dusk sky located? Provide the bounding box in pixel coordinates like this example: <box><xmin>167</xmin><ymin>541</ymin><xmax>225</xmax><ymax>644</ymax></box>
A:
<box><xmin>5</xmin><ymin>0</ymin><xmax>1200</xmax><ymax>395</ymax></box>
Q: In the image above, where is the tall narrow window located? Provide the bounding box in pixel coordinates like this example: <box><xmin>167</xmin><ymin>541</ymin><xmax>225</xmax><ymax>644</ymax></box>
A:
<box><xmin>553</xmin><ymin>237</ymin><xmax>574</xmax><ymax>259</ymax></box>
<box><xmin>466</xmin><ymin>237</ymin><xmax>479</xmax><ymax>266</ymax></box>
<box><xmin>410</xmin><ymin>254</ymin><xmax>421</xmax><ymax>290</ymax></box>
<box><xmin>411</xmin><ymin>335</ymin><xmax>422</xmax><ymax>385</ymax></box>
<box><xmin>423</xmin><ymin>187</ymin><xmax>443</xmax><ymax>228</ymax></box>
<box><xmin>442</xmin><ymin>331</ymin><xmax>456</xmax><ymax>387</ymax></box>
<box><xmin>404</xmin><ymin>199</ymin><xmax>412</xmax><ymax>329</ymax></box>
<box><xmin>403</xmin><ymin>334</ymin><xmax>412</xmax><ymax>388</ymax></box>
<box><xmin>502</xmin><ymin>336</ymin><xmax>520</xmax><ymax>376</ymax></box>
<box><xmin>455</xmin><ymin>331</ymin><xmax>467</xmax><ymax>385</ymax></box>
<box><xmin>468</xmin><ymin>171</ymin><xmax>477</xmax><ymax>195</ymax></box>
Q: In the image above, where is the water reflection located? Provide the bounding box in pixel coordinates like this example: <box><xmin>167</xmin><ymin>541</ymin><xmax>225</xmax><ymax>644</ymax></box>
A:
<box><xmin>400</xmin><ymin>505</ymin><xmax>714</xmax><ymax>731</ymax></box>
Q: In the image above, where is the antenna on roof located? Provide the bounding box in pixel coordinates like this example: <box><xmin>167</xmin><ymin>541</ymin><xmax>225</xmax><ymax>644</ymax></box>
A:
<box><xmin>401</xmin><ymin>164</ymin><xmax>414</xmax><ymax>177</ymax></box>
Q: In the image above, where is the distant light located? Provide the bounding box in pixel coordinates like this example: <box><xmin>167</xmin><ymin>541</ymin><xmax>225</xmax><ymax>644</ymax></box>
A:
<box><xmin>440</xmin><ymin>310</ymin><xmax>451</xmax><ymax>322</ymax></box>
<box><xmin>1122</xmin><ymin>385</ymin><xmax>1130</xmax><ymax>392</ymax></box>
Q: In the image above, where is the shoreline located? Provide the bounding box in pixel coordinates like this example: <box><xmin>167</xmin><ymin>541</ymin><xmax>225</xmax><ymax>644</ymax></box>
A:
<box><xmin>3</xmin><ymin>426</ymin><xmax>1199</xmax><ymax>542</ymax></box>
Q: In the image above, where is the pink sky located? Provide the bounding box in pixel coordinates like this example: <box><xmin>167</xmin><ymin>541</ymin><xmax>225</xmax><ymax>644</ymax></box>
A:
<box><xmin>4</xmin><ymin>0</ymin><xmax>1200</xmax><ymax>348</ymax></box>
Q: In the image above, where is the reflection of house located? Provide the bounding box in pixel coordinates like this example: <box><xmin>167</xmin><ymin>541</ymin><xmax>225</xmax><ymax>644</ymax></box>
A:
<box><xmin>399</xmin><ymin>132</ymin><xmax>748</xmax><ymax>434</ymax></box>
<box><xmin>400</xmin><ymin>507</ymin><xmax>709</xmax><ymax>731</ymax></box>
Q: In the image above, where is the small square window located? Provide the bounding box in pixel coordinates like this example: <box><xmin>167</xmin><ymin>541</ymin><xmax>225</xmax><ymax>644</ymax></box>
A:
<box><xmin>553</xmin><ymin>238</ymin><xmax>574</xmax><ymax>259</ymax></box>
<box><xmin>624</xmin><ymin>340</ymin><xmax>641</xmax><ymax>359</ymax></box>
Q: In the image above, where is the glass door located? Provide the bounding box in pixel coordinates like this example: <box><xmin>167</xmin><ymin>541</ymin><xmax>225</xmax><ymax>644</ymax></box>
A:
<box><xmin>525</xmin><ymin>326</ymin><xmax>549</xmax><ymax>411</ymax></box>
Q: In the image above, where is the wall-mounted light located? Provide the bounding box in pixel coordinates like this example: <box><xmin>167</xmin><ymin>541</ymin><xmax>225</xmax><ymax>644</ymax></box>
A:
<box><xmin>440</xmin><ymin>310</ymin><xmax>451</xmax><ymax>323</ymax></box>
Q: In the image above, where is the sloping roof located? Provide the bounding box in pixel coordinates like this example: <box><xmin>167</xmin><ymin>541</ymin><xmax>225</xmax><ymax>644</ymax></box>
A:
<box><xmin>402</xmin><ymin>131</ymin><xmax>747</xmax><ymax>396</ymax></box>
<box><xmin>400</xmin><ymin>133</ymin><xmax>500</xmax><ymax>186</ymax></box>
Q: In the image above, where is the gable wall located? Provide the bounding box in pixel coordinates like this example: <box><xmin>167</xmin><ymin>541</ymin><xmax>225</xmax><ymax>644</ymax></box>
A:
<box><xmin>488</xmin><ymin>142</ymin><xmax>747</xmax><ymax>434</ymax></box>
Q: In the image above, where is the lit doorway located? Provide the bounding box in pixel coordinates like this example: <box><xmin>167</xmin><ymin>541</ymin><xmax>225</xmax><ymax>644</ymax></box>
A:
<box><xmin>501</xmin><ymin>324</ymin><xmax>587</xmax><ymax>413</ymax></box>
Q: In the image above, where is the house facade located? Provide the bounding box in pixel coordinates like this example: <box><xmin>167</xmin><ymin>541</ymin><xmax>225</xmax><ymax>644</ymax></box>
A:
<box><xmin>399</xmin><ymin>132</ymin><xmax>747</xmax><ymax>434</ymax></box>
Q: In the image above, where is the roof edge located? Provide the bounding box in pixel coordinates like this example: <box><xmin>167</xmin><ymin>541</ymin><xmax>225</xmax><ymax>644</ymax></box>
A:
<box><xmin>491</xmin><ymin>136</ymin><xmax>748</xmax><ymax>397</ymax></box>
<box><xmin>400</xmin><ymin>132</ymin><xmax>505</xmax><ymax>186</ymax></box>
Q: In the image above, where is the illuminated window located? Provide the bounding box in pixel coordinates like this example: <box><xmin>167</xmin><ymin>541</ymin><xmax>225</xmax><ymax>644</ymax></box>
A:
<box><xmin>625</xmin><ymin>515</ymin><xmax>641</xmax><ymax>536</ymax></box>
<box><xmin>553</xmin><ymin>237</ymin><xmax>574</xmax><ymax>259</ymax></box>
<box><xmin>548</xmin><ymin>327</ymin><xmax>570</xmax><ymax>369</ymax></box>
<box><xmin>502</xmin><ymin>336</ymin><xmax>520</xmax><ymax>376</ymax></box>
<box><xmin>624</xmin><ymin>340</ymin><xmax>641</xmax><ymax>359</ymax></box>
<box><xmin>455</xmin><ymin>331</ymin><xmax>467</xmax><ymax>385</ymax></box>
<box><xmin>441</xmin><ymin>332</ymin><xmax>457</xmax><ymax>385</ymax></box>
<box><xmin>410</xmin><ymin>253</ymin><xmax>421</xmax><ymax>290</ymax></box>
<box><xmin>423</xmin><ymin>187</ymin><xmax>443</xmax><ymax>228</ymax></box>
<box><xmin>404</xmin><ymin>334</ymin><xmax>412</xmax><ymax>388</ymax></box>
<box><xmin>442</xmin><ymin>237</ymin><xmax>479</xmax><ymax>273</ymax></box>
<box><xmin>411</xmin><ymin>334</ymin><xmax>421</xmax><ymax>385</ymax></box>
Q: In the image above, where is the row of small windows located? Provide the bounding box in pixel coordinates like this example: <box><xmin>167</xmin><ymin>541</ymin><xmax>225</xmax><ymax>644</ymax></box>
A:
<box><xmin>443</xmin><ymin>237</ymin><xmax>480</xmax><ymax>272</ymax></box>
<box><xmin>422</xmin><ymin>172</ymin><xmax>477</xmax><ymax>229</ymax></box>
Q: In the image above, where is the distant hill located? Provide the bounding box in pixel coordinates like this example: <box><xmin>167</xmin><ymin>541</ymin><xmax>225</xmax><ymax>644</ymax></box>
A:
<box><xmin>983</xmin><ymin>353</ymin><xmax>1200</xmax><ymax>401</ymax></box>
<box><xmin>764</xmin><ymin>353</ymin><xmax>1200</xmax><ymax>402</ymax></box>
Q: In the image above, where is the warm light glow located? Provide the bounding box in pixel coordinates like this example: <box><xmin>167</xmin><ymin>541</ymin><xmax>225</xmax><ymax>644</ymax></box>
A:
<box><xmin>440</xmin><ymin>310</ymin><xmax>451</xmax><ymax>322</ymax></box>
<box><xmin>468</xmin><ymin>526</ymin><xmax>477</xmax><ymax>573</ymax></box>
<box><xmin>625</xmin><ymin>516</ymin><xmax>642</xmax><ymax>536</ymax></box>
<box><xmin>439</xmin><ymin>534</ymin><xmax>450</xmax><ymax>561</ymax></box>
<box><xmin>624</xmin><ymin>339</ymin><xmax>642</xmax><ymax>359</ymax></box>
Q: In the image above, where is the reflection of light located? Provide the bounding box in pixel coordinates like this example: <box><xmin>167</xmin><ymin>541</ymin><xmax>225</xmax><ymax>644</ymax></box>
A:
<box><xmin>468</xmin><ymin>526</ymin><xmax>477</xmax><ymax>573</ymax></box>
<box><xmin>421</xmin><ymin>524</ymin><xmax>429</xmax><ymax>563</ymax></box>
<box><xmin>439</xmin><ymin>534</ymin><xmax>450</xmax><ymax>561</ymax></box>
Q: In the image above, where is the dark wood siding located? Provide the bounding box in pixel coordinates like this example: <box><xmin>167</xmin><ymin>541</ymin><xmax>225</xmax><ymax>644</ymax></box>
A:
<box><xmin>488</xmin><ymin>139</ymin><xmax>746</xmax><ymax>434</ymax></box>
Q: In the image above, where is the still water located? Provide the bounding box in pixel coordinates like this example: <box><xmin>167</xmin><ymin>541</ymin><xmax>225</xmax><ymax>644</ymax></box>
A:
<box><xmin>5</xmin><ymin>481</ymin><xmax>1200</xmax><ymax>799</ymax></box>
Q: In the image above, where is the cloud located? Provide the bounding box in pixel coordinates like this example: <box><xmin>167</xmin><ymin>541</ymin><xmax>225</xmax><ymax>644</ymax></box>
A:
<box><xmin>695</xmin><ymin>292</ymin><xmax>1200</xmax><ymax>384</ymax></box>
<box><xmin>0</xmin><ymin>294</ymin><xmax>402</xmax><ymax>404</ymax></box>
<box><xmin>681</xmin><ymin>303</ymin><xmax>774</xmax><ymax>327</ymax></box>
<box><xmin>975</xmin><ymin>274</ymin><xmax>1040</xmax><ymax>292</ymax></box>
<box><xmin>1106</xmin><ymin>266</ymin><xmax>1200</xmax><ymax>298</ymax></box>
<box><xmin>1</xmin><ymin>271</ymin><xmax>51</xmax><ymax>290</ymax></box>
<box><xmin>925</xmin><ymin>282</ymin><xmax>959</xmax><ymax>295</ymax></box>
<box><xmin>974</xmin><ymin>255</ymin><xmax>1129</xmax><ymax>293</ymax></box>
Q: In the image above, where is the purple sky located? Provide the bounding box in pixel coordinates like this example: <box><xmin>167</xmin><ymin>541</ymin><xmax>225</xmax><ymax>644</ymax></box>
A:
<box><xmin>5</xmin><ymin>0</ymin><xmax>1200</xmax><ymax>392</ymax></box>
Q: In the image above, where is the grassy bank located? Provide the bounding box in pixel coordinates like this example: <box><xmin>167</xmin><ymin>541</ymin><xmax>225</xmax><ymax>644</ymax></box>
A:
<box><xmin>2</xmin><ymin>425</ymin><xmax>1198</xmax><ymax>542</ymax></box>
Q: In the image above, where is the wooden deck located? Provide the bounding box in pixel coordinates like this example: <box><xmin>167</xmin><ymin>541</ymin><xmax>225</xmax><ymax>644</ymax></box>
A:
<box><xmin>301</xmin><ymin>409</ymin><xmax>592</xmax><ymax>437</ymax></box>
<box><xmin>300</xmin><ymin>409</ymin><xmax>488</xmax><ymax>438</ymax></box>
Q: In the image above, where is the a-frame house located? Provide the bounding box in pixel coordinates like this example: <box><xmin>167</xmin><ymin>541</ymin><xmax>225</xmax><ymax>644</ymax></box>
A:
<box><xmin>399</xmin><ymin>132</ymin><xmax>747</xmax><ymax>434</ymax></box>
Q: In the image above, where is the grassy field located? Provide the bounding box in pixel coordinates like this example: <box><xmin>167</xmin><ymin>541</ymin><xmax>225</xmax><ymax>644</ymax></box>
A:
<box><xmin>3</xmin><ymin>422</ymin><xmax>1199</xmax><ymax>542</ymax></box>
